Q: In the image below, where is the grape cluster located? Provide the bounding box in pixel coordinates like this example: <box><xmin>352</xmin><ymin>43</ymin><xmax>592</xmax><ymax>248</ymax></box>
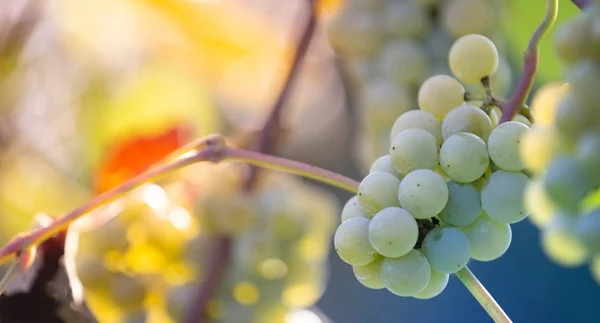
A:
<box><xmin>335</xmin><ymin>34</ymin><xmax>532</xmax><ymax>298</ymax></box>
<box><xmin>74</xmin><ymin>164</ymin><xmax>338</xmax><ymax>322</ymax></box>
<box><xmin>326</xmin><ymin>0</ymin><xmax>513</xmax><ymax>172</ymax></box>
<box><xmin>522</xmin><ymin>5</ymin><xmax>600</xmax><ymax>284</ymax></box>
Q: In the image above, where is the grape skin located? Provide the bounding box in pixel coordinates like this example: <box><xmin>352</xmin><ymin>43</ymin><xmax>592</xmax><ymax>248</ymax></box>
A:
<box><xmin>383</xmin><ymin>1</ymin><xmax>429</xmax><ymax>38</ymax></box>
<box><xmin>542</xmin><ymin>213</ymin><xmax>589</xmax><ymax>267</ymax></box>
<box><xmin>379</xmin><ymin>40</ymin><xmax>430</xmax><ymax>86</ymax></box>
<box><xmin>577</xmin><ymin>132</ymin><xmax>600</xmax><ymax>184</ymax></box>
<box><xmin>544</xmin><ymin>155</ymin><xmax>594</xmax><ymax>212</ymax></box>
<box><xmin>390</xmin><ymin>128</ymin><xmax>439</xmax><ymax>176</ymax></box>
<box><xmin>358</xmin><ymin>172</ymin><xmax>401</xmax><ymax>216</ymax></box>
<box><xmin>439</xmin><ymin>133</ymin><xmax>489</xmax><ymax>183</ymax></box>
<box><xmin>441</xmin><ymin>0</ymin><xmax>493</xmax><ymax>37</ymax></box>
<box><xmin>520</xmin><ymin>125</ymin><xmax>572</xmax><ymax>174</ymax></box>
<box><xmin>368</xmin><ymin>207</ymin><xmax>419</xmax><ymax>258</ymax></box>
<box><xmin>418</xmin><ymin>75</ymin><xmax>465</xmax><ymax>119</ymax></box>
<box><xmin>353</xmin><ymin>257</ymin><xmax>385</xmax><ymax>289</ymax></box>
<box><xmin>423</xmin><ymin>227</ymin><xmax>471</xmax><ymax>274</ymax></box>
<box><xmin>334</xmin><ymin>217</ymin><xmax>377</xmax><ymax>266</ymax></box>
<box><xmin>438</xmin><ymin>181</ymin><xmax>481</xmax><ymax>227</ymax></box>
<box><xmin>462</xmin><ymin>212</ymin><xmax>512</xmax><ymax>262</ymax></box>
<box><xmin>361</xmin><ymin>80</ymin><xmax>413</xmax><ymax>131</ymax></box>
<box><xmin>481</xmin><ymin>170</ymin><xmax>529</xmax><ymax>224</ymax></box>
<box><xmin>530</xmin><ymin>83</ymin><xmax>569</xmax><ymax>125</ymax></box>
<box><xmin>398</xmin><ymin>169</ymin><xmax>449</xmax><ymax>219</ymax></box>
<box><xmin>413</xmin><ymin>269</ymin><xmax>449</xmax><ymax>300</ymax></box>
<box><xmin>381</xmin><ymin>249</ymin><xmax>431</xmax><ymax>297</ymax></box>
<box><xmin>442</xmin><ymin>104</ymin><xmax>492</xmax><ymax>142</ymax></box>
<box><xmin>449</xmin><ymin>34</ymin><xmax>499</xmax><ymax>84</ymax></box>
<box><xmin>555</xmin><ymin>95</ymin><xmax>600</xmax><ymax>140</ymax></box>
<box><xmin>369</xmin><ymin>154</ymin><xmax>403</xmax><ymax>179</ymax></box>
<box><xmin>576</xmin><ymin>209</ymin><xmax>600</xmax><ymax>253</ymax></box>
<box><xmin>487</xmin><ymin>121</ymin><xmax>529</xmax><ymax>172</ymax></box>
<box><xmin>390</xmin><ymin>110</ymin><xmax>443</xmax><ymax>144</ymax></box>
<box><xmin>341</xmin><ymin>195</ymin><xmax>368</xmax><ymax>222</ymax></box>
<box><xmin>326</xmin><ymin>7</ymin><xmax>383</xmax><ymax>57</ymax></box>
<box><xmin>524</xmin><ymin>178</ymin><xmax>556</xmax><ymax>228</ymax></box>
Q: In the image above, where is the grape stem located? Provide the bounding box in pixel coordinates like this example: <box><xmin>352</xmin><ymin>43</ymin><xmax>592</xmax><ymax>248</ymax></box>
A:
<box><xmin>571</xmin><ymin>0</ymin><xmax>592</xmax><ymax>9</ymax></box>
<box><xmin>499</xmin><ymin>0</ymin><xmax>558</xmax><ymax>124</ymax></box>
<box><xmin>456</xmin><ymin>267</ymin><xmax>512</xmax><ymax>323</ymax></box>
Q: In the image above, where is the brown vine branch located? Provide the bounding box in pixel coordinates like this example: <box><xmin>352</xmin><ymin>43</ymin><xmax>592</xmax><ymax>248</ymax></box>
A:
<box><xmin>499</xmin><ymin>0</ymin><xmax>558</xmax><ymax>124</ymax></box>
<box><xmin>0</xmin><ymin>137</ymin><xmax>359</xmax><ymax>265</ymax></box>
<box><xmin>183</xmin><ymin>3</ymin><xmax>317</xmax><ymax>321</ymax></box>
<box><xmin>571</xmin><ymin>0</ymin><xmax>592</xmax><ymax>9</ymax></box>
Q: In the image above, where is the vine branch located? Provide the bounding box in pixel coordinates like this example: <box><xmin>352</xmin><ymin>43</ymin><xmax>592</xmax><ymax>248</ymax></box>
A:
<box><xmin>499</xmin><ymin>0</ymin><xmax>558</xmax><ymax>123</ymax></box>
<box><xmin>456</xmin><ymin>267</ymin><xmax>512</xmax><ymax>323</ymax></box>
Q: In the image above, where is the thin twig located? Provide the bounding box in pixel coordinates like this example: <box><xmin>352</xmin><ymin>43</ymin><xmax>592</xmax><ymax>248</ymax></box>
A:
<box><xmin>183</xmin><ymin>2</ymin><xmax>318</xmax><ymax>321</ymax></box>
<box><xmin>499</xmin><ymin>0</ymin><xmax>558</xmax><ymax>123</ymax></box>
<box><xmin>571</xmin><ymin>0</ymin><xmax>592</xmax><ymax>9</ymax></box>
<box><xmin>455</xmin><ymin>267</ymin><xmax>512</xmax><ymax>323</ymax></box>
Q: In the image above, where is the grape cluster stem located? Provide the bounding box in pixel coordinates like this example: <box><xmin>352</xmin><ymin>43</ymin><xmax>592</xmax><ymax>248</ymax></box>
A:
<box><xmin>500</xmin><ymin>0</ymin><xmax>558</xmax><ymax>124</ymax></box>
<box><xmin>456</xmin><ymin>267</ymin><xmax>512</xmax><ymax>323</ymax></box>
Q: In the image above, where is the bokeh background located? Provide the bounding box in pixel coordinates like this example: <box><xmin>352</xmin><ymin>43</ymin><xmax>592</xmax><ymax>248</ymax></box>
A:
<box><xmin>0</xmin><ymin>0</ymin><xmax>598</xmax><ymax>322</ymax></box>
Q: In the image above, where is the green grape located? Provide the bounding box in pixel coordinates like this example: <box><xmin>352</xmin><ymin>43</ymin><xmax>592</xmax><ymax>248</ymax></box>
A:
<box><xmin>109</xmin><ymin>274</ymin><xmax>148</xmax><ymax>311</ymax></box>
<box><xmin>566</xmin><ymin>60</ymin><xmax>600</xmax><ymax>106</ymax></box>
<box><xmin>555</xmin><ymin>95</ymin><xmax>600</xmax><ymax>140</ymax></box>
<box><xmin>381</xmin><ymin>249</ymin><xmax>431</xmax><ymax>297</ymax></box>
<box><xmin>487</xmin><ymin>121</ymin><xmax>529</xmax><ymax>171</ymax></box>
<box><xmin>326</xmin><ymin>7</ymin><xmax>383</xmax><ymax>57</ymax></box>
<box><xmin>577</xmin><ymin>132</ymin><xmax>600</xmax><ymax>184</ymax></box>
<box><xmin>341</xmin><ymin>195</ymin><xmax>369</xmax><ymax>222</ymax></box>
<box><xmin>369</xmin><ymin>154</ymin><xmax>402</xmax><ymax>179</ymax></box>
<box><xmin>481</xmin><ymin>170</ymin><xmax>529</xmax><ymax>224</ymax></box>
<box><xmin>524</xmin><ymin>178</ymin><xmax>556</xmax><ymax>228</ymax></box>
<box><xmin>438</xmin><ymin>181</ymin><xmax>481</xmax><ymax>226</ymax></box>
<box><xmin>352</xmin><ymin>257</ymin><xmax>385</xmax><ymax>289</ymax></box>
<box><xmin>520</xmin><ymin>124</ymin><xmax>572</xmax><ymax>174</ymax></box>
<box><xmin>398</xmin><ymin>169</ymin><xmax>449</xmax><ymax>219</ymax></box>
<box><xmin>465</xmin><ymin>56</ymin><xmax>513</xmax><ymax>98</ymax></box>
<box><xmin>390</xmin><ymin>128</ymin><xmax>439</xmax><ymax>176</ymax></box>
<box><xmin>462</xmin><ymin>212</ymin><xmax>512</xmax><ymax>261</ymax></box>
<box><xmin>418</xmin><ymin>75</ymin><xmax>465</xmax><ymax>119</ymax></box>
<box><xmin>413</xmin><ymin>269</ymin><xmax>449</xmax><ymax>300</ymax></box>
<box><xmin>334</xmin><ymin>217</ymin><xmax>377</xmax><ymax>266</ymax></box>
<box><xmin>449</xmin><ymin>34</ymin><xmax>499</xmax><ymax>84</ymax></box>
<box><xmin>530</xmin><ymin>83</ymin><xmax>568</xmax><ymax>126</ymax></box>
<box><xmin>379</xmin><ymin>40</ymin><xmax>430</xmax><ymax>86</ymax></box>
<box><xmin>357</xmin><ymin>130</ymin><xmax>390</xmax><ymax>171</ymax></box>
<box><xmin>390</xmin><ymin>110</ymin><xmax>443</xmax><ymax>145</ymax></box>
<box><xmin>488</xmin><ymin>106</ymin><xmax>502</xmax><ymax>129</ymax></box>
<box><xmin>555</xmin><ymin>17</ymin><xmax>593</xmax><ymax>66</ymax></box>
<box><xmin>441</xmin><ymin>0</ymin><xmax>494</xmax><ymax>37</ymax></box>
<box><xmin>358</xmin><ymin>172</ymin><xmax>401</xmax><ymax>216</ymax></box>
<box><xmin>542</xmin><ymin>213</ymin><xmax>589</xmax><ymax>267</ymax></box>
<box><xmin>441</xmin><ymin>104</ymin><xmax>492</xmax><ymax>142</ymax></box>
<box><xmin>426</xmin><ymin>27</ymin><xmax>454</xmax><ymax>62</ymax></box>
<box><xmin>423</xmin><ymin>227</ymin><xmax>471</xmax><ymax>274</ymax></box>
<box><xmin>577</xmin><ymin>209</ymin><xmax>600</xmax><ymax>253</ymax></box>
<box><xmin>512</xmin><ymin>114</ymin><xmax>533</xmax><ymax>127</ymax></box>
<box><xmin>544</xmin><ymin>155</ymin><xmax>594</xmax><ymax>212</ymax></box>
<box><xmin>439</xmin><ymin>133</ymin><xmax>489</xmax><ymax>183</ymax></box>
<box><xmin>383</xmin><ymin>0</ymin><xmax>429</xmax><ymax>38</ymax></box>
<box><xmin>345</xmin><ymin>57</ymin><xmax>379</xmax><ymax>84</ymax></box>
<box><xmin>591</xmin><ymin>256</ymin><xmax>600</xmax><ymax>285</ymax></box>
<box><xmin>369</xmin><ymin>207</ymin><xmax>419</xmax><ymax>258</ymax></box>
<box><xmin>361</xmin><ymin>80</ymin><xmax>413</xmax><ymax>130</ymax></box>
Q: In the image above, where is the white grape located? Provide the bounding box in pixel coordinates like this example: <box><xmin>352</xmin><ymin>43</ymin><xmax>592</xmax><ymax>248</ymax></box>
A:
<box><xmin>438</xmin><ymin>181</ymin><xmax>481</xmax><ymax>226</ymax></box>
<box><xmin>449</xmin><ymin>34</ymin><xmax>499</xmax><ymax>84</ymax></box>
<box><xmin>369</xmin><ymin>207</ymin><xmax>418</xmax><ymax>258</ymax></box>
<box><xmin>398</xmin><ymin>169</ymin><xmax>449</xmax><ymax>219</ymax></box>
<box><xmin>413</xmin><ymin>269</ymin><xmax>449</xmax><ymax>300</ymax></box>
<box><xmin>383</xmin><ymin>1</ymin><xmax>429</xmax><ymax>38</ymax></box>
<box><xmin>390</xmin><ymin>110</ymin><xmax>443</xmax><ymax>144</ymax></box>
<box><xmin>379</xmin><ymin>40</ymin><xmax>430</xmax><ymax>86</ymax></box>
<box><xmin>334</xmin><ymin>217</ymin><xmax>377</xmax><ymax>266</ymax></box>
<box><xmin>326</xmin><ymin>8</ymin><xmax>383</xmax><ymax>57</ymax></box>
<box><xmin>487</xmin><ymin>121</ymin><xmax>529</xmax><ymax>171</ymax></box>
<box><xmin>544</xmin><ymin>155</ymin><xmax>594</xmax><ymax>212</ymax></box>
<box><xmin>481</xmin><ymin>170</ymin><xmax>529</xmax><ymax>224</ymax></box>
<box><xmin>524</xmin><ymin>178</ymin><xmax>556</xmax><ymax>228</ymax></box>
<box><xmin>381</xmin><ymin>249</ymin><xmax>431</xmax><ymax>297</ymax></box>
<box><xmin>577</xmin><ymin>209</ymin><xmax>600</xmax><ymax>253</ymax></box>
<box><xmin>358</xmin><ymin>172</ymin><xmax>401</xmax><ymax>216</ymax></box>
<box><xmin>418</xmin><ymin>75</ymin><xmax>465</xmax><ymax>119</ymax></box>
<box><xmin>530</xmin><ymin>83</ymin><xmax>569</xmax><ymax>125</ymax></box>
<box><xmin>542</xmin><ymin>213</ymin><xmax>589</xmax><ymax>267</ymax></box>
<box><xmin>423</xmin><ymin>227</ymin><xmax>471</xmax><ymax>274</ymax></box>
<box><xmin>390</xmin><ymin>128</ymin><xmax>439</xmax><ymax>176</ymax></box>
<box><xmin>440</xmin><ymin>133</ymin><xmax>489</xmax><ymax>183</ymax></box>
<box><xmin>442</xmin><ymin>104</ymin><xmax>492</xmax><ymax>142</ymax></box>
<box><xmin>353</xmin><ymin>257</ymin><xmax>385</xmax><ymax>289</ymax></box>
<box><xmin>369</xmin><ymin>154</ymin><xmax>402</xmax><ymax>179</ymax></box>
<box><xmin>520</xmin><ymin>125</ymin><xmax>572</xmax><ymax>174</ymax></box>
<box><xmin>462</xmin><ymin>212</ymin><xmax>512</xmax><ymax>261</ymax></box>
<box><xmin>361</xmin><ymin>80</ymin><xmax>413</xmax><ymax>131</ymax></box>
<box><xmin>442</xmin><ymin>0</ymin><xmax>493</xmax><ymax>37</ymax></box>
<box><xmin>341</xmin><ymin>195</ymin><xmax>368</xmax><ymax>222</ymax></box>
<box><xmin>577</xmin><ymin>132</ymin><xmax>600</xmax><ymax>184</ymax></box>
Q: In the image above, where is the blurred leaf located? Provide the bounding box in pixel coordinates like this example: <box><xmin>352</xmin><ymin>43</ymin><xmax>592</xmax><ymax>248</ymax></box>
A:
<box><xmin>505</xmin><ymin>0</ymin><xmax>580</xmax><ymax>81</ymax></box>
